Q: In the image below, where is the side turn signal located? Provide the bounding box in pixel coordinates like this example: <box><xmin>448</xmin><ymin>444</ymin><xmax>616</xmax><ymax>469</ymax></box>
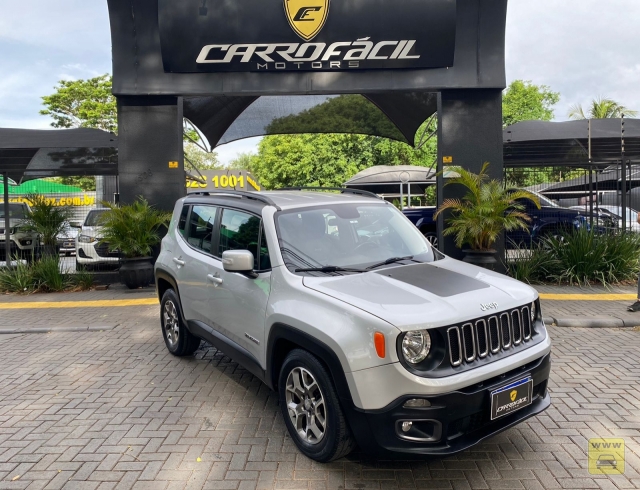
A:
<box><xmin>374</xmin><ymin>332</ymin><xmax>386</xmax><ymax>359</ymax></box>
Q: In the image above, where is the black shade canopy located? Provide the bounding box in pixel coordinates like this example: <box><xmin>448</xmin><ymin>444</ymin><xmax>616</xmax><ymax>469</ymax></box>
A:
<box><xmin>504</xmin><ymin>119</ymin><xmax>640</xmax><ymax>168</ymax></box>
<box><xmin>0</xmin><ymin>128</ymin><xmax>118</xmax><ymax>182</ymax></box>
<box><xmin>185</xmin><ymin>93</ymin><xmax>438</xmax><ymax>149</ymax></box>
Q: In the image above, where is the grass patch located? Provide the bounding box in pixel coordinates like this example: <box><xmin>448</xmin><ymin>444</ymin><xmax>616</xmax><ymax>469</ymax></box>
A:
<box><xmin>0</xmin><ymin>256</ymin><xmax>94</xmax><ymax>294</ymax></box>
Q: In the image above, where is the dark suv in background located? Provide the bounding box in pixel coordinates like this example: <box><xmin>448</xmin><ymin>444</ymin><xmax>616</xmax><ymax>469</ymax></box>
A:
<box><xmin>404</xmin><ymin>191</ymin><xmax>616</xmax><ymax>248</ymax></box>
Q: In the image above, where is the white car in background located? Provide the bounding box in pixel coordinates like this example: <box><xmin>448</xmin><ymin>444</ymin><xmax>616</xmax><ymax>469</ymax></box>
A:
<box><xmin>597</xmin><ymin>205</ymin><xmax>640</xmax><ymax>233</ymax></box>
<box><xmin>75</xmin><ymin>209</ymin><xmax>119</xmax><ymax>271</ymax></box>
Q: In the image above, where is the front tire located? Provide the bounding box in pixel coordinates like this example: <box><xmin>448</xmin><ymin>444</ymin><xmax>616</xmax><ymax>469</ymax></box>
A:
<box><xmin>160</xmin><ymin>289</ymin><xmax>200</xmax><ymax>356</ymax></box>
<box><xmin>278</xmin><ymin>349</ymin><xmax>355</xmax><ymax>462</ymax></box>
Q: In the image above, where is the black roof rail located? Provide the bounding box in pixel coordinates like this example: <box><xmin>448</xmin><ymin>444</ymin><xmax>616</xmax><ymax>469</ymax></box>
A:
<box><xmin>277</xmin><ymin>187</ymin><xmax>382</xmax><ymax>200</ymax></box>
<box><xmin>186</xmin><ymin>190</ymin><xmax>280</xmax><ymax>209</ymax></box>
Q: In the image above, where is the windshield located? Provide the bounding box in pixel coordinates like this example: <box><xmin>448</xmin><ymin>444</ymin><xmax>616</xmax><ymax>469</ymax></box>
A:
<box><xmin>531</xmin><ymin>192</ymin><xmax>559</xmax><ymax>208</ymax></box>
<box><xmin>276</xmin><ymin>203</ymin><xmax>436</xmax><ymax>272</ymax></box>
<box><xmin>84</xmin><ymin>209</ymin><xmax>108</xmax><ymax>226</ymax></box>
<box><xmin>0</xmin><ymin>203</ymin><xmax>28</xmax><ymax>219</ymax></box>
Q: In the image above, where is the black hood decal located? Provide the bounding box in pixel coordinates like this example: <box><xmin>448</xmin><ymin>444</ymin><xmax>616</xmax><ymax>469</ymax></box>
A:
<box><xmin>375</xmin><ymin>263</ymin><xmax>490</xmax><ymax>297</ymax></box>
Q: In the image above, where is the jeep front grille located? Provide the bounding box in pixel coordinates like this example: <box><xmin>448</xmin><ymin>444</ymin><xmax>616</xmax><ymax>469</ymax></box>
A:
<box><xmin>447</xmin><ymin>305</ymin><xmax>536</xmax><ymax>367</ymax></box>
<box><xmin>447</xmin><ymin>327</ymin><xmax>462</xmax><ymax>367</ymax></box>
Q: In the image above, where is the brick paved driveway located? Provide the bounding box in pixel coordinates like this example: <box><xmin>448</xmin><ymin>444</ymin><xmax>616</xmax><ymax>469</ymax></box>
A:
<box><xmin>0</xmin><ymin>304</ymin><xmax>639</xmax><ymax>489</ymax></box>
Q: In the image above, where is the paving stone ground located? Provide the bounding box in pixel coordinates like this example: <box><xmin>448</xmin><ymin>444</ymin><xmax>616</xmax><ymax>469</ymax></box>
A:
<box><xmin>0</xmin><ymin>289</ymin><xmax>639</xmax><ymax>489</ymax></box>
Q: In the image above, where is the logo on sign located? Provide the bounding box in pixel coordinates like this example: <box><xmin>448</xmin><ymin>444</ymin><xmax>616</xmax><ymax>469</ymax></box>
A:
<box><xmin>284</xmin><ymin>0</ymin><xmax>330</xmax><ymax>41</ymax></box>
<box><xmin>510</xmin><ymin>390</ymin><xmax>518</xmax><ymax>402</ymax></box>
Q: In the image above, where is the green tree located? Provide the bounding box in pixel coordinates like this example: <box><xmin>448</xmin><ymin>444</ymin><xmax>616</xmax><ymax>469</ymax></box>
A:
<box><xmin>184</xmin><ymin>142</ymin><xmax>221</xmax><ymax>171</ymax></box>
<box><xmin>568</xmin><ymin>96</ymin><xmax>638</xmax><ymax>119</ymax></box>
<box><xmin>228</xmin><ymin>153</ymin><xmax>258</xmax><ymax>173</ymax></box>
<box><xmin>47</xmin><ymin>176</ymin><xmax>96</xmax><ymax>191</ymax></box>
<box><xmin>40</xmin><ymin>75</ymin><xmax>117</xmax><ymax>133</ymax></box>
<box><xmin>502</xmin><ymin>80</ymin><xmax>560</xmax><ymax>128</ymax></box>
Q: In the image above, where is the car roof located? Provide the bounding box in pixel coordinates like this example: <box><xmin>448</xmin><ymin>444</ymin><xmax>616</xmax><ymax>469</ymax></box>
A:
<box><xmin>183</xmin><ymin>191</ymin><xmax>385</xmax><ymax>211</ymax></box>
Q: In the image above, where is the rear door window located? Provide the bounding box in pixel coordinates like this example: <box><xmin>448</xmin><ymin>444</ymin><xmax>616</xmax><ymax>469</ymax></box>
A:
<box><xmin>187</xmin><ymin>205</ymin><xmax>217</xmax><ymax>254</ymax></box>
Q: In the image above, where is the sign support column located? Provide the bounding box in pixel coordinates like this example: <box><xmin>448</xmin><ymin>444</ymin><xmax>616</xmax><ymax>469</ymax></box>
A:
<box><xmin>437</xmin><ymin>89</ymin><xmax>505</xmax><ymax>271</ymax></box>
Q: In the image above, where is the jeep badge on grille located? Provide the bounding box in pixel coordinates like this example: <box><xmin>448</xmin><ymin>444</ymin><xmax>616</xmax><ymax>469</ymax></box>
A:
<box><xmin>480</xmin><ymin>302</ymin><xmax>499</xmax><ymax>312</ymax></box>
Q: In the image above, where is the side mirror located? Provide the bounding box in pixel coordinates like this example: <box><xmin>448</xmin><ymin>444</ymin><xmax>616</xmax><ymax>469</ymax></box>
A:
<box><xmin>222</xmin><ymin>250</ymin><xmax>256</xmax><ymax>276</ymax></box>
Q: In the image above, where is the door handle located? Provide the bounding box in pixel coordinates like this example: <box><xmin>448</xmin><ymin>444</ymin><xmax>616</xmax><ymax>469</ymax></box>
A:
<box><xmin>207</xmin><ymin>274</ymin><xmax>223</xmax><ymax>286</ymax></box>
<box><xmin>173</xmin><ymin>257</ymin><xmax>185</xmax><ymax>266</ymax></box>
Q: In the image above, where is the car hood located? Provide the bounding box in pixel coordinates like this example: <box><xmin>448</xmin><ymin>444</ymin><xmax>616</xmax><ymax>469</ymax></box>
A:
<box><xmin>79</xmin><ymin>226</ymin><xmax>103</xmax><ymax>238</ymax></box>
<box><xmin>302</xmin><ymin>258</ymin><xmax>537</xmax><ymax>332</ymax></box>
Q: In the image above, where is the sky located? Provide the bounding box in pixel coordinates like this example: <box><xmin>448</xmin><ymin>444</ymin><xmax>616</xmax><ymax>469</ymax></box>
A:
<box><xmin>0</xmin><ymin>0</ymin><xmax>638</xmax><ymax>164</ymax></box>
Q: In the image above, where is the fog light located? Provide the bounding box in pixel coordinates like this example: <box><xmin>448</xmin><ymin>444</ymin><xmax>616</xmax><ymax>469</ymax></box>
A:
<box><xmin>401</xmin><ymin>421</ymin><xmax>413</xmax><ymax>433</ymax></box>
<box><xmin>403</xmin><ymin>399</ymin><xmax>431</xmax><ymax>409</ymax></box>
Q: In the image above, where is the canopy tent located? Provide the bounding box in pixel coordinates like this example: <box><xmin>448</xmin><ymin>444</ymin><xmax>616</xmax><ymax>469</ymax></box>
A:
<box><xmin>185</xmin><ymin>92</ymin><xmax>438</xmax><ymax>150</ymax></box>
<box><xmin>503</xmin><ymin>119</ymin><xmax>640</xmax><ymax>168</ymax></box>
<box><xmin>344</xmin><ymin>165</ymin><xmax>436</xmax><ymax>208</ymax></box>
<box><xmin>0</xmin><ymin>128</ymin><xmax>118</xmax><ymax>183</ymax></box>
<box><xmin>8</xmin><ymin>179</ymin><xmax>83</xmax><ymax>194</ymax></box>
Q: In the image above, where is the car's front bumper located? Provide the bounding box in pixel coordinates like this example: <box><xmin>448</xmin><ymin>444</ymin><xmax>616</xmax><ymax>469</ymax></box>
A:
<box><xmin>349</xmin><ymin>353</ymin><xmax>550</xmax><ymax>457</ymax></box>
<box><xmin>76</xmin><ymin>242</ymin><xmax>119</xmax><ymax>265</ymax></box>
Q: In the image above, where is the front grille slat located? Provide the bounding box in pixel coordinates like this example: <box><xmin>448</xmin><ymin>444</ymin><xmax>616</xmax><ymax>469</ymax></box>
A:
<box><xmin>488</xmin><ymin>316</ymin><xmax>500</xmax><ymax>354</ymax></box>
<box><xmin>447</xmin><ymin>327</ymin><xmax>462</xmax><ymax>367</ymax></box>
<box><xmin>475</xmin><ymin>320</ymin><xmax>489</xmax><ymax>358</ymax></box>
<box><xmin>511</xmin><ymin>310</ymin><xmax>523</xmax><ymax>345</ymax></box>
<box><xmin>500</xmin><ymin>313</ymin><xmax>511</xmax><ymax>349</ymax></box>
<box><xmin>521</xmin><ymin>306</ymin><xmax>532</xmax><ymax>340</ymax></box>
<box><xmin>461</xmin><ymin>323</ymin><xmax>476</xmax><ymax>362</ymax></box>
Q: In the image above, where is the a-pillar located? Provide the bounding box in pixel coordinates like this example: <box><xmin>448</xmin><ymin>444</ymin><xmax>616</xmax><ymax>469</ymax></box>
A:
<box><xmin>437</xmin><ymin>89</ymin><xmax>505</xmax><ymax>270</ymax></box>
<box><xmin>117</xmin><ymin>96</ymin><xmax>185</xmax><ymax>211</ymax></box>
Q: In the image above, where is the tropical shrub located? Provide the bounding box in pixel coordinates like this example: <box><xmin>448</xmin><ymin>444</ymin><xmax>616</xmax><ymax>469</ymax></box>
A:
<box><xmin>435</xmin><ymin>163</ymin><xmax>540</xmax><ymax>250</ymax></box>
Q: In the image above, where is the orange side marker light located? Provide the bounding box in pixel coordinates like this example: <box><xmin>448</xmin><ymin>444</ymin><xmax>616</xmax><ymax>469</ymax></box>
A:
<box><xmin>374</xmin><ymin>332</ymin><xmax>386</xmax><ymax>358</ymax></box>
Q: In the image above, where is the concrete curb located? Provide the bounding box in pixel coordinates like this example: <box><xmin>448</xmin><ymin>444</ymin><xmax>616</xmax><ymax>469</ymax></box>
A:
<box><xmin>0</xmin><ymin>325</ymin><xmax>118</xmax><ymax>334</ymax></box>
<box><xmin>545</xmin><ymin>317</ymin><xmax>640</xmax><ymax>328</ymax></box>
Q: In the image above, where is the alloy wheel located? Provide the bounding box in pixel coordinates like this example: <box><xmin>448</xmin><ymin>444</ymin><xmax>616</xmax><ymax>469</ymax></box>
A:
<box><xmin>285</xmin><ymin>367</ymin><xmax>327</xmax><ymax>445</ymax></box>
<box><xmin>163</xmin><ymin>300</ymin><xmax>180</xmax><ymax>347</ymax></box>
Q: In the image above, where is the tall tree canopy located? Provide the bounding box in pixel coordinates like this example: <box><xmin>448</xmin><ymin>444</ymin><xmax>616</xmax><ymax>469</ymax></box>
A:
<box><xmin>250</xmin><ymin>95</ymin><xmax>437</xmax><ymax>189</ymax></box>
<box><xmin>568</xmin><ymin>97</ymin><xmax>638</xmax><ymax>120</ymax></box>
<box><xmin>40</xmin><ymin>75</ymin><xmax>117</xmax><ymax>133</ymax></box>
<box><xmin>502</xmin><ymin>80</ymin><xmax>560</xmax><ymax>128</ymax></box>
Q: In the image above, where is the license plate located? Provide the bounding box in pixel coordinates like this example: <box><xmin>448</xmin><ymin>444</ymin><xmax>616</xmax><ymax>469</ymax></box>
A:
<box><xmin>490</xmin><ymin>377</ymin><xmax>533</xmax><ymax>420</ymax></box>
<box><xmin>64</xmin><ymin>242</ymin><xmax>73</xmax><ymax>248</ymax></box>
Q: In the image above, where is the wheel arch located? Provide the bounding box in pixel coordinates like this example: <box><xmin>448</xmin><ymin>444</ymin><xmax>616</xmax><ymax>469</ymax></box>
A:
<box><xmin>155</xmin><ymin>267</ymin><xmax>180</xmax><ymax>302</ymax></box>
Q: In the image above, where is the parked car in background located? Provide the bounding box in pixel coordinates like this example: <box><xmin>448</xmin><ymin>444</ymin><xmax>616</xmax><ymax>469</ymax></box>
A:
<box><xmin>403</xmin><ymin>190</ymin><xmax>616</xmax><ymax>248</ymax></box>
<box><xmin>75</xmin><ymin>209</ymin><xmax>119</xmax><ymax>271</ymax></box>
<box><xmin>57</xmin><ymin>225</ymin><xmax>79</xmax><ymax>255</ymax></box>
<box><xmin>587</xmin><ymin>205</ymin><xmax>639</xmax><ymax>233</ymax></box>
<box><xmin>0</xmin><ymin>202</ymin><xmax>38</xmax><ymax>262</ymax></box>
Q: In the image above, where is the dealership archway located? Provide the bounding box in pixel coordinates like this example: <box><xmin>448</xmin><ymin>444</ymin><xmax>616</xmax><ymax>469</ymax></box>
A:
<box><xmin>107</xmin><ymin>0</ymin><xmax>508</xmax><ymax>260</ymax></box>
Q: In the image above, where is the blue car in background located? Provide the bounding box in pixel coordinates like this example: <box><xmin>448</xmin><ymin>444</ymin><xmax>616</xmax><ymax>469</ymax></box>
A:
<box><xmin>403</xmin><ymin>191</ymin><xmax>615</xmax><ymax>249</ymax></box>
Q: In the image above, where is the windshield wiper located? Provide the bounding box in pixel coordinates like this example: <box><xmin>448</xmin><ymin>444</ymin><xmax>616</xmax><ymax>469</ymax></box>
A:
<box><xmin>294</xmin><ymin>266</ymin><xmax>367</xmax><ymax>274</ymax></box>
<box><xmin>367</xmin><ymin>256</ymin><xmax>414</xmax><ymax>270</ymax></box>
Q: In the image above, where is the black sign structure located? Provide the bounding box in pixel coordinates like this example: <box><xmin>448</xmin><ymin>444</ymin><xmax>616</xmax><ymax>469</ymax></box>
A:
<box><xmin>159</xmin><ymin>0</ymin><xmax>457</xmax><ymax>73</ymax></box>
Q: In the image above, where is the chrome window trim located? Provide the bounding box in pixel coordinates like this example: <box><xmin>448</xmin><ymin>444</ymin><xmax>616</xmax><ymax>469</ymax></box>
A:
<box><xmin>499</xmin><ymin>312</ymin><xmax>512</xmax><ymax>349</ymax></box>
<box><xmin>475</xmin><ymin>319</ymin><xmax>489</xmax><ymax>358</ymax></box>
<box><xmin>461</xmin><ymin>323</ymin><xmax>476</xmax><ymax>362</ymax></box>
<box><xmin>488</xmin><ymin>316</ymin><xmax>501</xmax><ymax>354</ymax></box>
<box><xmin>447</xmin><ymin>327</ymin><xmax>462</xmax><ymax>367</ymax></box>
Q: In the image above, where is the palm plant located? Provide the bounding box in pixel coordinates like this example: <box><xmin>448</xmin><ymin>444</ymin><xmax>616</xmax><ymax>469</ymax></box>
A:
<box><xmin>434</xmin><ymin>163</ymin><xmax>540</xmax><ymax>251</ymax></box>
<box><xmin>568</xmin><ymin>97</ymin><xmax>637</xmax><ymax>120</ymax></box>
<box><xmin>21</xmin><ymin>193</ymin><xmax>73</xmax><ymax>252</ymax></box>
<box><xmin>98</xmin><ymin>198</ymin><xmax>171</xmax><ymax>258</ymax></box>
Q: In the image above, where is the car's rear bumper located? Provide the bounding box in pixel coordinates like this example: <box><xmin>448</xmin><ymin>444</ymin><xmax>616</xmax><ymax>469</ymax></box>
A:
<box><xmin>347</xmin><ymin>353</ymin><xmax>550</xmax><ymax>457</ymax></box>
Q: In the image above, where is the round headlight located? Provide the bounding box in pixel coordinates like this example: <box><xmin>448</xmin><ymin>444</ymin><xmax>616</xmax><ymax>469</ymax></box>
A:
<box><xmin>531</xmin><ymin>301</ymin><xmax>537</xmax><ymax>322</ymax></box>
<box><xmin>402</xmin><ymin>330</ymin><xmax>431</xmax><ymax>364</ymax></box>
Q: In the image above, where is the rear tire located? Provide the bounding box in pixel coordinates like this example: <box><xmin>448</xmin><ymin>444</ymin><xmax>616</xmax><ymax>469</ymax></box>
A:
<box><xmin>278</xmin><ymin>349</ymin><xmax>355</xmax><ymax>462</ymax></box>
<box><xmin>160</xmin><ymin>289</ymin><xmax>200</xmax><ymax>356</ymax></box>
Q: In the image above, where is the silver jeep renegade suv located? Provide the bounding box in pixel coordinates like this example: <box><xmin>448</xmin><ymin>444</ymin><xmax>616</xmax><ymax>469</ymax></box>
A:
<box><xmin>155</xmin><ymin>190</ymin><xmax>551</xmax><ymax>462</ymax></box>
